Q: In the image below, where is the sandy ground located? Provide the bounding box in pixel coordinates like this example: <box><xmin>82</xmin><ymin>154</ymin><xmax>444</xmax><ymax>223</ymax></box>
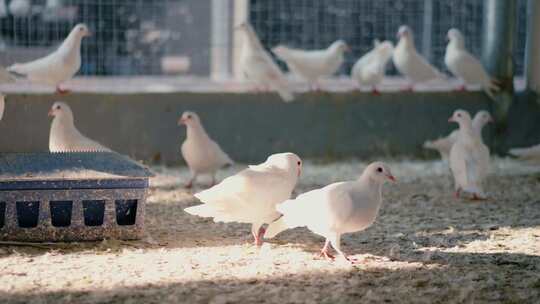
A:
<box><xmin>0</xmin><ymin>158</ymin><xmax>539</xmax><ymax>304</ymax></box>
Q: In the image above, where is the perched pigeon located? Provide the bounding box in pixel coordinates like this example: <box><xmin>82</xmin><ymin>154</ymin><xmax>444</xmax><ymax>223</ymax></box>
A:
<box><xmin>424</xmin><ymin>110</ymin><xmax>493</xmax><ymax>161</ymax></box>
<box><xmin>351</xmin><ymin>40</ymin><xmax>394</xmax><ymax>95</ymax></box>
<box><xmin>185</xmin><ymin>152</ymin><xmax>302</xmax><ymax>246</ymax></box>
<box><xmin>8</xmin><ymin>0</ymin><xmax>30</xmax><ymax>17</ymax></box>
<box><xmin>48</xmin><ymin>101</ymin><xmax>111</xmax><ymax>153</ymax></box>
<box><xmin>178</xmin><ymin>111</ymin><xmax>233</xmax><ymax>188</ymax></box>
<box><xmin>445</xmin><ymin>28</ymin><xmax>499</xmax><ymax>97</ymax></box>
<box><xmin>8</xmin><ymin>24</ymin><xmax>91</xmax><ymax>94</ymax></box>
<box><xmin>236</xmin><ymin>22</ymin><xmax>294</xmax><ymax>102</ymax></box>
<box><xmin>509</xmin><ymin>144</ymin><xmax>540</xmax><ymax>162</ymax></box>
<box><xmin>272</xmin><ymin>40</ymin><xmax>350</xmax><ymax>91</ymax></box>
<box><xmin>0</xmin><ymin>94</ymin><xmax>5</xmax><ymax>121</ymax></box>
<box><xmin>448</xmin><ymin>110</ymin><xmax>490</xmax><ymax>199</ymax></box>
<box><xmin>393</xmin><ymin>25</ymin><xmax>445</xmax><ymax>91</ymax></box>
<box><xmin>265</xmin><ymin>162</ymin><xmax>395</xmax><ymax>263</ymax></box>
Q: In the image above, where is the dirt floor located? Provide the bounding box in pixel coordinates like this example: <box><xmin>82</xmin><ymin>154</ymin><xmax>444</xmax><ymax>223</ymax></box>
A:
<box><xmin>1</xmin><ymin>158</ymin><xmax>539</xmax><ymax>304</ymax></box>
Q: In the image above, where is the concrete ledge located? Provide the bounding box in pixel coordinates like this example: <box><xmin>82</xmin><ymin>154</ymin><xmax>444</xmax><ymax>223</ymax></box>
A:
<box><xmin>1</xmin><ymin>91</ymin><xmax>538</xmax><ymax>164</ymax></box>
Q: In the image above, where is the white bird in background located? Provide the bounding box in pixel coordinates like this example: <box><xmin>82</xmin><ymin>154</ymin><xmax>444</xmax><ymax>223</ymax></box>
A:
<box><xmin>236</xmin><ymin>22</ymin><xmax>294</xmax><ymax>102</ymax></box>
<box><xmin>265</xmin><ymin>162</ymin><xmax>395</xmax><ymax>263</ymax></box>
<box><xmin>448</xmin><ymin>110</ymin><xmax>490</xmax><ymax>200</ymax></box>
<box><xmin>272</xmin><ymin>40</ymin><xmax>350</xmax><ymax>91</ymax></box>
<box><xmin>178</xmin><ymin>111</ymin><xmax>233</xmax><ymax>188</ymax></box>
<box><xmin>445</xmin><ymin>28</ymin><xmax>500</xmax><ymax>97</ymax></box>
<box><xmin>509</xmin><ymin>144</ymin><xmax>540</xmax><ymax>162</ymax></box>
<box><xmin>46</xmin><ymin>0</ymin><xmax>62</xmax><ymax>10</ymax></box>
<box><xmin>351</xmin><ymin>40</ymin><xmax>394</xmax><ymax>95</ymax></box>
<box><xmin>393</xmin><ymin>25</ymin><xmax>445</xmax><ymax>91</ymax></box>
<box><xmin>0</xmin><ymin>94</ymin><xmax>6</xmax><ymax>121</ymax></box>
<box><xmin>185</xmin><ymin>152</ymin><xmax>302</xmax><ymax>246</ymax></box>
<box><xmin>424</xmin><ymin>110</ymin><xmax>493</xmax><ymax>161</ymax></box>
<box><xmin>48</xmin><ymin>101</ymin><xmax>111</xmax><ymax>153</ymax></box>
<box><xmin>7</xmin><ymin>23</ymin><xmax>91</xmax><ymax>94</ymax></box>
<box><xmin>8</xmin><ymin>0</ymin><xmax>30</xmax><ymax>17</ymax></box>
<box><xmin>0</xmin><ymin>0</ymin><xmax>8</xmax><ymax>18</ymax></box>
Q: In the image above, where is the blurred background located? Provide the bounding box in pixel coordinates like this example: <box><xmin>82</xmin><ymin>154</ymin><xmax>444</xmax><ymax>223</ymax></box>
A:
<box><xmin>0</xmin><ymin>0</ymin><xmax>529</xmax><ymax>79</ymax></box>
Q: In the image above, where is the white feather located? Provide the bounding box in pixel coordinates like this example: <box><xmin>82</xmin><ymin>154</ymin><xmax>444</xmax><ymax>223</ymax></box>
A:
<box><xmin>351</xmin><ymin>40</ymin><xmax>394</xmax><ymax>88</ymax></box>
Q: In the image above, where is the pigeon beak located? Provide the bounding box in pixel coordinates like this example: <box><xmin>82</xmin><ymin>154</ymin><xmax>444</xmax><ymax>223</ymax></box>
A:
<box><xmin>386</xmin><ymin>174</ymin><xmax>396</xmax><ymax>182</ymax></box>
<box><xmin>488</xmin><ymin>117</ymin><xmax>494</xmax><ymax>123</ymax></box>
<box><xmin>48</xmin><ymin>109</ymin><xmax>54</xmax><ymax>117</ymax></box>
<box><xmin>178</xmin><ymin>118</ymin><xmax>186</xmax><ymax>125</ymax></box>
<box><xmin>297</xmin><ymin>167</ymin><xmax>302</xmax><ymax>177</ymax></box>
<box><xmin>448</xmin><ymin>117</ymin><xmax>455</xmax><ymax>122</ymax></box>
<box><xmin>344</xmin><ymin>45</ymin><xmax>351</xmax><ymax>52</ymax></box>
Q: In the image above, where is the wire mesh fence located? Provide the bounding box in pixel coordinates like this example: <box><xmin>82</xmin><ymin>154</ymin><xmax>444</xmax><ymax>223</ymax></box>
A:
<box><xmin>0</xmin><ymin>0</ymin><xmax>529</xmax><ymax>79</ymax></box>
<box><xmin>250</xmin><ymin>0</ymin><xmax>528</xmax><ymax>77</ymax></box>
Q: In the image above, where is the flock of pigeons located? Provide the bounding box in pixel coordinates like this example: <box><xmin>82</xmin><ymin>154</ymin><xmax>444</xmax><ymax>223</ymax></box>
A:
<box><xmin>239</xmin><ymin>23</ymin><xmax>500</xmax><ymax>99</ymax></box>
<box><xmin>0</xmin><ymin>23</ymin><xmax>538</xmax><ymax>262</ymax></box>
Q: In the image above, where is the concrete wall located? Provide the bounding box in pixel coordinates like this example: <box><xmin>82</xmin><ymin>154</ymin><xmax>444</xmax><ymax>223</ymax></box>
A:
<box><xmin>1</xmin><ymin>92</ymin><xmax>539</xmax><ymax>165</ymax></box>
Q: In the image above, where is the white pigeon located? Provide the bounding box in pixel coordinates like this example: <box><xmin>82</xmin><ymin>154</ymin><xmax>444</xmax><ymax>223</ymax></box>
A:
<box><xmin>424</xmin><ymin>110</ymin><xmax>493</xmax><ymax>161</ymax></box>
<box><xmin>448</xmin><ymin>110</ymin><xmax>490</xmax><ymax>200</ymax></box>
<box><xmin>445</xmin><ymin>28</ymin><xmax>499</xmax><ymax>97</ymax></box>
<box><xmin>178</xmin><ymin>111</ymin><xmax>233</xmax><ymax>188</ymax></box>
<box><xmin>185</xmin><ymin>152</ymin><xmax>302</xmax><ymax>246</ymax></box>
<box><xmin>7</xmin><ymin>23</ymin><xmax>91</xmax><ymax>94</ymax></box>
<box><xmin>8</xmin><ymin>0</ymin><xmax>30</xmax><ymax>17</ymax></box>
<box><xmin>0</xmin><ymin>0</ymin><xmax>8</xmax><ymax>18</ymax></box>
<box><xmin>48</xmin><ymin>101</ymin><xmax>111</xmax><ymax>153</ymax></box>
<box><xmin>509</xmin><ymin>144</ymin><xmax>540</xmax><ymax>162</ymax></box>
<box><xmin>392</xmin><ymin>25</ymin><xmax>445</xmax><ymax>91</ymax></box>
<box><xmin>272</xmin><ymin>40</ymin><xmax>350</xmax><ymax>91</ymax></box>
<box><xmin>351</xmin><ymin>40</ymin><xmax>394</xmax><ymax>95</ymax></box>
<box><xmin>236</xmin><ymin>22</ymin><xmax>294</xmax><ymax>102</ymax></box>
<box><xmin>0</xmin><ymin>94</ymin><xmax>5</xmax><ymax>121</ymax></box>
<box><xmin>265</xmin><ymin>162</ymin><xmax>395</xmax><ymax>263</ymax></box>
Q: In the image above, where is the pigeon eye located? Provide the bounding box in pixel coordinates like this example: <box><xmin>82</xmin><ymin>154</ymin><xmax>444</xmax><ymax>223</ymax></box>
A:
<box><xmin>56</xmin><ymin>106</ymin><xmax>61</xmax><ymax>110</ymax></box>
<box><xmin>187</xmin><ymin>115</ymin><xmax>192</xmax><ymax>119</ymax></box>
<box><xmin>297</xmin><ymin>161</ymin><xmax>301</xmax><ymax>166</ymax></box>
<box><xmin>377</xmin><ymin>167</ymin><xmax>383</xmax><ymax>173</ymax></box>
<box><xmin>457</xmin><ymin>113</ymin><xmax>461</xmax><ymax>117</ymax></box>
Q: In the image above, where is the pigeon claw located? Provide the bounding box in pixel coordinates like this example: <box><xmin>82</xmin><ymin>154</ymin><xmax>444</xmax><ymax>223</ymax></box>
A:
<box><xmin>185</xmin><ymin>182</ymin><xmax>193</xmax><ymax>189</ymax></box>
<box><xmin>371</xmin><ymin>87</ymin><xmax>381</xmax><ymax>96</ymax></box>
<box><xmin>319</xmin><ymin>249</ymin><xmax>335</xmax><ymax>261</ymax></box>
<box><xmin>56</xmin><ymin>86</ymin><xmax>71</xmax><ymax>95</ymax></box>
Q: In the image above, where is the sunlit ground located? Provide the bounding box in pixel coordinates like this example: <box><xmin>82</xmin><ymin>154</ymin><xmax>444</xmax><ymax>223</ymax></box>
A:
<box><xmin>1</xmin><ymin>158</ymin><xmax>539</xmax><ymax>303</ymax></box>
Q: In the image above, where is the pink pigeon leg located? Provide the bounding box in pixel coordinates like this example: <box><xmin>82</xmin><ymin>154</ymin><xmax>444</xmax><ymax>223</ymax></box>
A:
<box><xmin>319</xmin><ymin>239</ymin><xmax>335</xmax><ymax>260</ymax></box>
<box><xmin>251</xmin><ymin>224</ymin><xmax>265</xmax><ymax>246</ymax></box>
<box><xmin>56</xmin><ymin>85</ymin><xmax>71</xmax><ymax>95</ymax></box>
<box><xmin>372</xmin><ymin>86</ymin><xmax>381</xmax><ymax>96</ymax></box>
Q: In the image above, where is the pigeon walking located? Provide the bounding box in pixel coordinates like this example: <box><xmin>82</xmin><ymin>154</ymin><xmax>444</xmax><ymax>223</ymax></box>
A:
<box><xmin>265</xmin><ymin>162</ymin><xmax>395</xmax><ymax>263</ymax></box>
<box><xmin>48</xmin><ymin>101</ymin><xmax>111</xmax><ymax>153</ymax></box>
<box><xmin>393</xmin><ymin>25</ymin><xmax>445</xmax><ymax>91</ymax></box>
<box><xmin>179</xmin><ymin>111</ymin><xmax>233</xmax><ymax>188</ymax></box>
<box><xmin>445</xmin><ymin>28</ymin><xmax>499</xmax><ymax>97</ymax></box>
<box><xmin>351</xmin><ymin>40</ymin><xmax>394</xmax><ymax>95</ymax></box>
<box><xmin>272</xmin><ymin>40</ymin><xmax>350</xmax><ymax>91</ymax></box>
<box><xmin>8</xmin><ymin>24</ymin><xmax>91</xmax><ymax>94</ymax></box>
<box><xmin>185</xmin><ymin>152</ymin><xmax>302</xmax><ymax>246</ymax></box>
<box><xmin>236</xmin><ymin>22</ymin><xmax>294</xmax><ymax>102</ymax></box>
<box><xmin>448</xmin><ymin>110</ymin><xmax>490</xmax><ymax>199</ymax></box>
<box><xmin>424</xmin><ymin>110</ymin><xmax>493</xmax><ymax>161</ymax></box>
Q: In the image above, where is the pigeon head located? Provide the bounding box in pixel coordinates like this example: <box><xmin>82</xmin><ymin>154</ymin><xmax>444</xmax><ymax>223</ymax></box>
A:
<box><xmin>178</xmin><ymin>111</ymin><xmax>201</xmax><ymax>127</ymax></box>
<box><xmin>72</xmin><ymin>23</ymin><xmax>92</xmax><ymax>38</ymax></box>
<box><xmin>266</xmin><ymin>152</ymin><xmax>303</xmax><ymax>177</ymax></box>
<box><xmin>448</xmin><ymin>109</ymin><xmax>472</xmax><ymax>125</ymax></box>
<box><xmin>363</xmin><ymin>162</ymin><xmax>396</xmax><ymax>183</ymax></box>
<box><xmin>397</xmin><ymin>25</ymin><xmax>412</xmax><ymax>39</ymax></box>
<box><xmin>330</xmin><ymin>40</ymin><xmax>350</xmax><ymax>53</ymax></box>
<box><xmin>48</xmin><ymin>101</ymin><xmax>73</xmax><ymax>120</ymax></box>
<box><xmin>234</xmin><ymin>22</ymin><xmax>250</xmax><ymax>32</ymax></box>
<box><xmin>474</xmin><ymin>110</ymin><xmax>494</xmax><ymax>127</ymax></box>
<box><xmin>447</xmin><ymin>28</ymin><xmax>464</xmax><ymax>42</ymax></box>
<box><xmin>376</xmin><ymin>41</ymin><xmax>394</xmax><ymax>57</ymax></box>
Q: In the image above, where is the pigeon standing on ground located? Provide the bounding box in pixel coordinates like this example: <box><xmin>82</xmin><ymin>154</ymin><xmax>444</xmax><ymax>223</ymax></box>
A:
<box><xmin>392</xmin><ymin>25</ymin><xmax>445</xmax><ymax>91</ymax></box>
<box><xmin>445</xmin><ymin>28</ymin><xmax>500</xmax><ymax>97</ymax></box>
<box><xmin>424</xmin><ymin>110</ymin><xmax>493</xmax><ymax>161</ymax></box>
<box><xmin>272</xmin><ymin>40</ymin><xmax>350</xmax><ymax>91</ymax></box>
<box><xmin>448</xmin><ymin>110</ymin><xmax>490</xmax><ymax>200</ymax></box>
<box><xmin>265</xmin><ymin>162</ymin><xmax>395</xmax><ymax>263</ymax></box>
<box><xmin>48</xmin><ymin>101</ymin><xmax>111</xmax><ymax>153</ymax></box>
<box><xmin>178</xmin><ymin>111</ymin><xmax>233</xmax><ymax>188</ymax></box>
<box><xmin>236</xmin><ymin>22</ymin><xmax>294</xmax><ymax>102</ymax></box>
<box><xmin>351</xmin><ymin>40</ymin><xmax>394</xmax><ymax>95</ymax></box>
<box><xmin>7</xmin><ymin>23</ymin><xmax>91</xmax><ymax>94</ymax></box>
<box><xmin>509</xmin><ymin>144</ymin><xmax>540</xmax><ymax>162</ymax></box>
<box><xmin>185</xmin><ymin>152</ymin><xmax>302</xmax><ymax>246</ymax></box>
